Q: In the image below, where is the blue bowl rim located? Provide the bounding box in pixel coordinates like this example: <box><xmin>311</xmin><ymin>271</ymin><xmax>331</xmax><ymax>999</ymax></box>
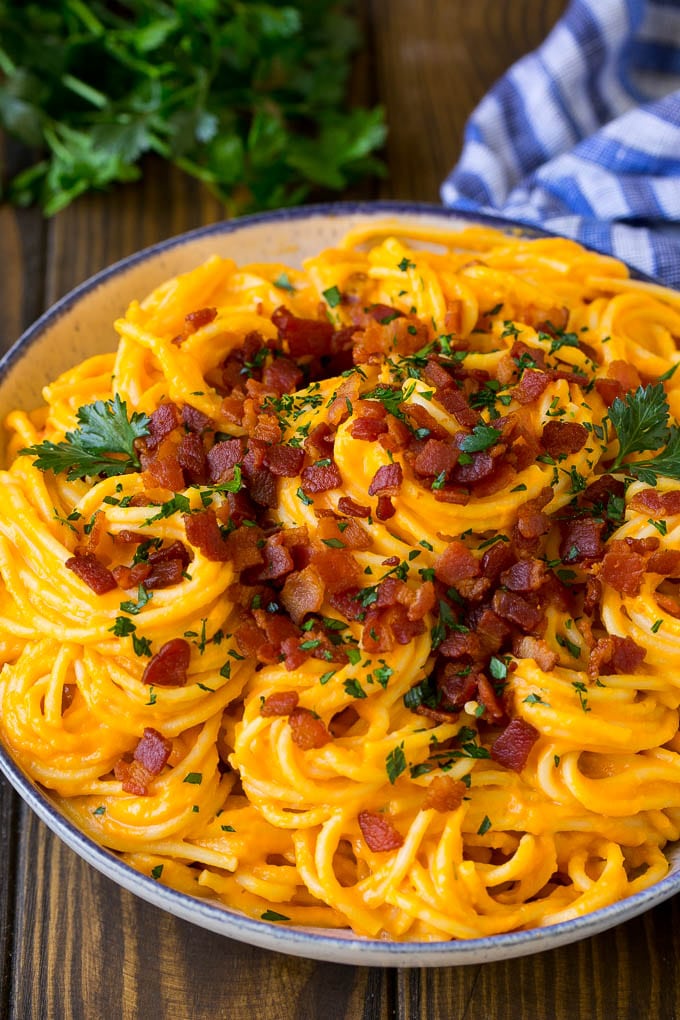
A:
<box><xmin>0</xmin><ymin>199</ymin><xmax>676</xmax><ymax>964</ymax></box>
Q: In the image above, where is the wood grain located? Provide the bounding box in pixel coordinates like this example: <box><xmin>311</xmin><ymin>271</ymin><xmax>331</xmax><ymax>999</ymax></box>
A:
<box><xmin>8</xmin><ymin>2</ymin><xmax>680</xmax><ymax>1019</ymax></box>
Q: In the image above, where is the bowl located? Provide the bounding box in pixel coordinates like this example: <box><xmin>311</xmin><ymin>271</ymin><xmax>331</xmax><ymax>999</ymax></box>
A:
<box><xmin>1</xmin><ymin>200</ymin><xmax>679</xmax><ymax>967</ymax></box>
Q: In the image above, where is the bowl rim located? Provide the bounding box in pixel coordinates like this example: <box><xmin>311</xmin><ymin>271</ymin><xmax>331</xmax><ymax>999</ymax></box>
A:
<box><xmin>1</xmin><ymin>199</ymin><xmax>677</xmax><ymax>966</ymax></box>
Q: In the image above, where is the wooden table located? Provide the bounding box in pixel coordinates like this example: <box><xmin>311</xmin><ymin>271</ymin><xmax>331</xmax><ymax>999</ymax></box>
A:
<box><xmin>1</xmin><ymin>2</ymin><xmax>679</xmax><ymax>1017</ymax></box>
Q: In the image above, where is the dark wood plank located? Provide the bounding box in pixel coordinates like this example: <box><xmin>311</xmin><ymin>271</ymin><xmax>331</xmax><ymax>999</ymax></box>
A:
<box><xmin>10</xmin><ymin>814</ymin><xmax>392</xmax><ymax>1020</ymax></box>
<box><xmin>370</xmin><ymin>0</ymin><xmax>568</xmax><ymax>201</ymax></box>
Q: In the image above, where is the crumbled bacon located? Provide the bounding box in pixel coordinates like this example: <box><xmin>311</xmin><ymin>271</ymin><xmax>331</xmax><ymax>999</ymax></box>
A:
<box><xmin>281</xmin><ymin>565</ymin><xmax>325</xmax><ymax>624</ymax></box>
<box><xmin>312</xmin><ymin>548</ymin><xmax>360</xmax><ymax>594</ymax></box>
<box><xmin>264</xmin><ymin>444</ymin><xmax>304</xmax><ymax>477</ymax></box>
<box><xmin>439</xmin><ymin>668</ymin><xmax>479</xmax><ymax>707</ymax></box>
<box><xmin>272</xmin><ymin>306</ymin><xmax>334</xmax><ymax>357</ymax></box>
<box><xmin>647</xmin><ymin>549</ymin><xmax>680</xmax><ymax>575</ymax></box>
<box><xmin>600</xmin><ymin>545</ymin><xmax>647</xmax><ymax>596</ymax></box>
<box><xmin>288</xmin><ymin>707</ymin><xmax>331</xmax><ymax>749</ymax></box>
<box><xmin>413</xmin><ymin>439</ymin><xmax>459</xmax><ymax>478</ymax></box>
<box><xmin>513</xmin><ymin>635</ymin><xmax>558</xmax><ymax>672</ymax></box>
<box><xmin>261</xmin><ymin>691</ymin><xmax>300</xmax><ymax>717</ymax></box>
<box><xmin>656</xmin><ymin>593</ymin><xmax>680</xmax><ymax>618</ymax></box>
<box><xmin>375</xmin><ymin>495</ymin><xmax>396</xmax><ymax>520</ymax></box>
<box><xmin>134</xmin><ymin>727</ymin><xmax>172</xmax><ymax>774</ymax></box>
<box><xmin>358</xmin><ymin>810</ymin><xmax>404</xmax><ymax>852</ymax></box>
<box><xmin>368</xmin><ymin>463</ymin><xmax>403</xmax><ymax>496</ymax></box>
<box><xmin>300</xmin><ymin>462</ymin><xmax>343</xmax><ymax>494</ymax></box>
<box><xmin>477</xmin><ymin>674</ymin><xmax>504</xmax><ymax>720</ymax></box>
<box><xmin>184</xmin><ymin>509</ymin><xmax>231</xmax><ymax>562</ymax></box>
<box><xmin>141</xmin><ymin>436</ymin><xmax>185</xmax><ymax>491</ymax></box>
<box><xmin>142</xmin><ymin>639</ymin><xmax>191</xmax><ymax>687</ymax></box>
<box><xmin>541</xmin><ymin>421</ymin><xmax>588</xmax><ymax>458</ymax></box>
<box><xmin>350</xmin><ymin>417</ymin><xmax>389</xmax><ymax>441</ymax></box>
<box><xmin>177</xmin><ymin>432</ymin><xmax>208</xmax><ymax>485</ymax></box>
<box><xmin>453</xmin><ymin>451</ymin><xmax>495</xmax><ymax>485</ymax></box>
<box><xmin>492</xmin><ymin>590</ymin><xmax>544</xmax><ymax>632</ymax></box>
<box><xmin>182</xmin><ymin>403</ymin><xmax>214</xmax><ymax>433</ymax></box>
<box><xmin>560</xmin><ymin>518</ymin><xmax>606</xmax><ymax>564</ymax></box>
<box><xmin>402</xmin><ymin>402</ymin><xmax>448</xmax><ymax>440</ymax></box>
<box><xmin>252</xmin><ymin>414</ymin><xmax>282</xmax><ymax>445</ymax></box>
<box><xmin>316</xmin><ymin>515</ymin><xmax>371</xmax><ymax>551</ymax></box>
<box><xmin>142</xmin><ymin>558</ymin><xmax>184</xmax><ymax>590</ymax></box>
<box><xmin>337</xmin><ymin>496</ymin><xmax>370</xmax><ymax>518</ymax></box>
<box><xmin>146</xmin><ymin>403</ymin><xmax>181</xmax><ymax>448</ymax></box>
<box><xmin>630</xmin><ymin>489</ymin><xmax>680</xmax><ymax>519</ymax></box>
<box><xmin>434</xmin><ymin>541</ymin><xmax>480</xmax><ymax>585</ymax></box>
<box><xmin>262</xmin><ymin>355</ymin><xmax>303</xmax><ymax>394</ymax></box>
<box><xmin>206</xmin><ymin>438</ymin><xmax>245</xmax><ymax>484</ymax></box>
<box><xmin>490</xmin><ymin>718</ymin><xmax>540</xmax><ymax>772</ymax></box>
<box><xmin>480</xmin><ymin>541</ymin><xmax>515</xmax><ymax>581</ymax></box>
<box><xmin>437</xmin><ymin>386</ymin><xmax>481</xmax><ymax>428</ymax></box>
<box><xmin>65</xmin><ymin>553</ymin><xmax>117</xmax><ymax>595</ymax></box>
<box><xmin>114</xmin><ymin>758</ymin><xmax>153</xmax><ymax>796</ymax></box>
<box><xmin>185</xmin><ymin>307</ymin><xmax>217</xmax><ymax>332</ymax></box>
<box><xmin>255</xmin><ymin>536</ymin><xmax>295</xmax><ymax>581</ymax></box>
<box><xmin>514</xmin><ymin>371</ymin><xmax>551</xmax><ymax>405</ymax></box>
<box><xmin>588</xmin><ymin>635</ymin><xmax>646</xmax><ymax>679</ymax></box>
<box><xmin>422</xmin><ymin>775</ymin><xmax>466</xmax><ymax>812</ymax></box>
<box><xmin>500</xmin><ymin>558</ymin><xmax>546</xmax><ymax>592</ymax></box>
<box><xmin>225</xmin><ymin>526</ymin><xmax>266</xmax><ymax>572</ymax></box>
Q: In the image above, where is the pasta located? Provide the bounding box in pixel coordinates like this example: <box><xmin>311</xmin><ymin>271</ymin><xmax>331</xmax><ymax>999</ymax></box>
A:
<box><xmin>2</xmin><ymin>220</ymin><xmax>680</xmax><ymax>941</ymax></box>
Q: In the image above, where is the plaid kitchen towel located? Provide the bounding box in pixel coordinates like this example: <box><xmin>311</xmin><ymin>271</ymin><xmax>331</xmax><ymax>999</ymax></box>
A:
<box><xmin>441</xmin><ymin>0</ymin><xmax>680</xmax><ymax>287</ymax></box>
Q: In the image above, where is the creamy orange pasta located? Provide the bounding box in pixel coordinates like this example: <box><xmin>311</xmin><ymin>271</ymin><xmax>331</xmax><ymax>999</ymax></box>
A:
<box><xmin>2</xmin><ymin>221</ymin><xmax>680</xmax><ymax>940</ymax></box>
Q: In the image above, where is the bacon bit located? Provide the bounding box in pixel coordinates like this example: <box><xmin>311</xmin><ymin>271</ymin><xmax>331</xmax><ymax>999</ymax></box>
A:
<box><xmin>582</xmin><ymin>474</ymin><xmax>625</xmax><ymax>507</ymax></box>
<box><xmin>250</xmin><ymin>466</ymin><xmax>278</xmax><ymax>507</ymax></box>
<box><xmin>514</xmin><ymin>370</ymin><xmax>551</xmax><ymax>405</ymax></box>
<box><xmin>481</xmin><ymin>541</ymin><xmax>515</xmax><ymax>581</ymax></box>
<box><xmin>434</xmin><ymin>541</ymin><xmax>480</xmax><ymax>585</ymax></box>
<box><xmin>500</xmin><ymin>559</ymin><xmax>546</xmax><ymax>592</ymax></box>
<box><xmin>353</xmin><ymin>399</ymin><xmax>387</xmax><ymax>422</ymax></box>
<box><xmin>375</xmin><ymin>495</ymin><xmax>396</xmax><ymax>520</ymax></box>
<box><xmin>261</xmin><ymin>691</ymin><xmax>300</xmax><ymax>717</ymax></box>
<box><xmin>177</xmin><ymin>432</ymin><xmax>208</xmax><ymax>485</ymax></box>
<box><xmin>469</xmin><ymin>606</ymin><xmax>511</xmax><ymax>656</ymax></box>
<box><xmin>234</xmin><ymin>620</ymin><xmax>277</xmax><ymax>663</ymax></box>
<box><xmin>513</xmin><ymin>635</ymin><xmax>558</xmax><ymax>672</ymax></box>
<box><xmin>608</xmin><ymin>359</ymin><xmax>642</xmax><ymax>394</ymax></box>
<box><xmin>515</xmin><ymin>487</ymin><xmax>553</xmax><ymax>541</ymax></box>
<box><xmin>252</xmin><ymin>414</ymin><xmax>282</xmax><ymax>445</ymax></box>
<box><xmin>225</xmin><ymin>525</ymin><xmax>266</xmax><ymax>572</ymax></box>
<box><xmin>472</xmin><ymin>462</ymin><xmax>517</xmax><ymax>498</ymax></box>
<box><xmin>141</xmin><ymin>558</ymin><xmax>183</xmax><ymax>590</ymax></box>
<box><xmin>255</xmin><ymin>535</ymin><xmax>295</xmax><ymax>581</ymax></box>
<box><xmin>206</xmin><ymin>438</ymin><xmax>245</xmax><ymax>484</ymax></box>
<box><xmin>405</xmin><ymin>581</ymin><xmax>436</xmax><ymax>621</ymax></box>
<box><xmin>317</xmin><ymin>515</ymin><xmax>371</xmax><ymax>551</ymax></box>
<box><xmin>453</xmin><ymin>451</ymin><xmax>495</xmax><ymax>485</ymax></box>
<box><xmin>141</xmin><ymin>436</ymin><xmax>185</xmax><ymax>492</ymax></box>
<box><xmin>350</xmin><ymin>416</ymin><xmax>389</xmax><ymax>441</ymax></box>
<box><xmin>656</xmin><ymin>593</ymin><xmax>680</xmax><ymax>619</ymax></box>
<box><xmin>186</xmin><ymin>307</ymin><xmax>217</xmax><ymax>332</ymax></box>
<box><xmin>312</xmin><ymin>548</ymin><xmax>360</xmax><ymax>593</ymax></box>
<box><xmin>541</xmin><ymin>421</ymin><xmax>588</xmax><ymax>458</ymax></box>
<box><xmin>477</xmin><ymin>674</ymin><xmax>504</xmax><ymax>720</ymax></box>
<box><xmin>288</xmin><ymin>707</ymin><xmax>331</xmax><ymax>749</ymax></box>
<box><xmin>184</xmin><ymin>509</ymin><xmax>231</xmax><ymax>562</ymax></box>
<box><xmin>61</xmin><ymin>683</ymin><xmax>76</xmax><ymax>713</ymax></box>
<box><xmin>113</xmin><ymin>529</ymin><xmax>148</xmax><ymax>545</ymax></box>
<box><xmin>327</xmin><ymin>375</ymin><xmax>362</xmax><ymax>428</ymax></box>
<box><xmin>358</xmin><ymin>810</ymin><xmax>404</xmax><ymax>852</ymax></box>
<box><xmin>433</xmin><ymin>486</ymin><xmax>470</xmax><ymax>505</ymax></box>
<box><xmin>134</xmin><ymin>727</ymin><xmax>172</xmax><ymax>774</ymax></box>
<box><xmin>600</xmin><ymin>547</ymin><xmax>647</xmax><ymax>597</ymax></box>
<box><xmin>490</xmin><ymin>718</ymin><xmax>539</xmax><ymax>772</ymax></box>
<box><xmin>379</xmin><ymin>415</ymin><xmax>411</xmax><ymax>454</ymax></box>
<box><xmin>221</xmin><ymin>393</ymin><xmax>246</xmax><ymax>425</ymax></box>
<box><xmin>65</xmin><ymin>553</ymin><xmax>117</xmax><ymax>595</ymax></box>
<box><xmin>648</xmin><ymin>549</ymin><xmax>680</xmax><ymax>575</ymax></box>
<box><xmin>422</xmin><ymin>775</ymin><xmax>466</xmax><ymax>813</ymax></box>
<box><xmin>439</xmin><ymin>630</ymin><xmax>483</xmax><ymax>662</ymax></box>
<box><xmin>272</xmin><ymin>306</ymin><xmax>334</xmax><ymax>357</ymax></box>
<box><xmin>437</xmin><ymin>387</ymin><xmax>480</xmax><ymax>428</ymax></box>
<box><xmin>142</xmin><ymin>638</ymin><xmax>191</xmax><ymax>687</ymax></box>
<box><xmin>281</xmin><ymin>565</ymin><xmax>325</xmax><ymax>624</ymax></box>
<box><xmin>114</xmin><ymin>758</ymin><xmax>154</xmax><ymax>796</ymax></box>
<box><xmin>262</xmin><ymin>355</ymin><xmax>303</xmax><ymax>394</ymax></box>
<box><xmin>440</xmin><ymin>668</ymin><xmax>478</xmax><ymax>707</ymax></box>
<box><xmin>300</xmin><ymin>462</ymin><xmax>343</xmax><ymax>494</ymax></box>
<box><xmin>337</xmin><ymin>496</ymin><xmax>370</xmax><ymax>518</ymax></box>
<box><xmin>402</xmin><ymin>402</ymin><xmax>449</xmax><ymax>440</ymax></box>
<box><xmin>182</xmin><ymin>404</ymin><xmax>214</xmax><ymax>433</ymax></box>
<box><xmin>492</xmin><ymin>590</ymin><xmax>544</xmax><ymax>632</ymax></box>
<box><xmin>146</xmin><ymin>403</ymin><xmax>182</xmax><ymax>448</ymax></box>
<box><xmin>630</xmin><ymin>489</ymin><xmax>680</xmax><ymax>519</ymax></box>
<box><xmin>421</xmin><ymin>358</ymin><xmax>454</xmax><ymax>390</ymax></box>
<box><xmin>368</xmin><ymin>303</ymin><xmax>404</xmax><ymax>324</ymax></box>
<box><xmin>413</xmin><ymin>439</ymin><xmax>459</xmax><ymax>478</ymax></box>
<box><xmin>588</xmin><ymin>635</ymin><xmax>646</xmax><ymax>680</ymax></box>
<box><xmin>368</xmin><ymin>463</ymin><xmax>403</xmax><ymax>496</ymax></box>
<box><xmin>264</xmin><ymin>444</ymin><xmax>304</xmax><ymax>477</ymax></box>
<box><xmin>583</xmin><ymin>576</ymin><xmax>602</xmax><ymax>616</ymax></box>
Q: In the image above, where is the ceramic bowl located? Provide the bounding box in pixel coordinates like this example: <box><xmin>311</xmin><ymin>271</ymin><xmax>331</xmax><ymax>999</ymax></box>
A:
<box><xmin>1</xmin><ymin>201</ymin><xmax>678</xmax><ymax>966</ymax></box>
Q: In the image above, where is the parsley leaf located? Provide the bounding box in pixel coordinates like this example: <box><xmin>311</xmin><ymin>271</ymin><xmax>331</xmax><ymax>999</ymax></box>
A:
<box><xmin>458</xmin><ymin>423</ymin><xmax>502</xmax><ymax>454</ymax></box>
<box><xmin>386</xmin><ymin>742</ymin><xmax>407</xmax><ymax>784</ymax></box>
<box><xmin>20</xmin><ymin>395</ymin><xmax>149</xmax><ymax>480</ymax></box>
<box><xmin>609</xmin><ymin>384</ymin><xmax>680</xmax><ymax>482</ymax></box>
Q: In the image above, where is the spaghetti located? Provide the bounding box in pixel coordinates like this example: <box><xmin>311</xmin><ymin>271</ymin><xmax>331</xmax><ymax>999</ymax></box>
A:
<box><xmin>2</xmin><ymin>221</ymin><xmax>680</xmax><ymax>940</ymax></box>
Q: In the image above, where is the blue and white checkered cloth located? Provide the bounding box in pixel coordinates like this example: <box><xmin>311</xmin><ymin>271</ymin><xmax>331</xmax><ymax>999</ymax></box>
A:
<box><xmin>441</xmin><ymin>0</ymin><xmax>680</xmax><ymax>288</ymax></box>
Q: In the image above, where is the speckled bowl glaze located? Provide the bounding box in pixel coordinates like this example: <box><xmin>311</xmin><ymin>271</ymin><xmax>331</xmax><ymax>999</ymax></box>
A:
<box><xmin>1</xmin><ymin>201</ymin><xmax>678</xmax><ymax>966</ymax></box>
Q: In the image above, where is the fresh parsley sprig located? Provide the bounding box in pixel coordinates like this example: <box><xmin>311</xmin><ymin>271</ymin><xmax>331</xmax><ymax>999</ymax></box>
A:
<box><xmin>608</xmin><ymin>383</ymin><xmax>680</xmax><ymax>484</ymax></box>
<box><xmin>20</xmin><ymin>395</ymin><xmax>150</xmax><ymax>480</ymax></box>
